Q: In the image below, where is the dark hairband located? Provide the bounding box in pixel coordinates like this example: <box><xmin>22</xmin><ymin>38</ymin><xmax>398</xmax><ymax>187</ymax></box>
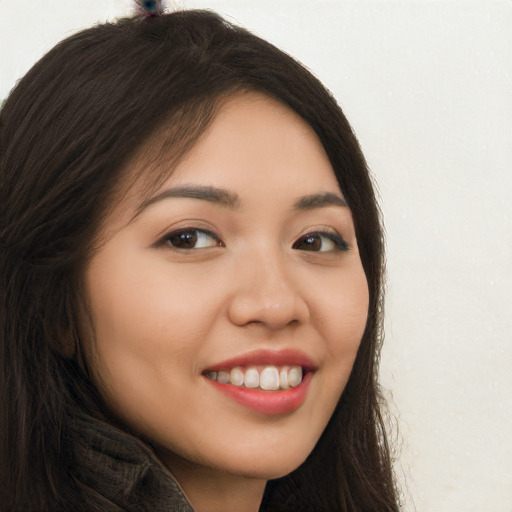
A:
<box><xmin>134</xmin><ymin>0</ymin><xmax>165</xmax><ymax>17</ymax></box>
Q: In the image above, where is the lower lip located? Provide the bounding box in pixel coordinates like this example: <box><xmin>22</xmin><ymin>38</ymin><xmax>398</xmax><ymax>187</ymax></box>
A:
<box><xmin>204</xmin><ymin>372</ymin><xmax>313</xmax><ymax>415</ymax></box>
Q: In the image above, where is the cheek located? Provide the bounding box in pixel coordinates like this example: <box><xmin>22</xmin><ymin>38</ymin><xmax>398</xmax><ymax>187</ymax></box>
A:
<box><xmin>82</xmin><ymin>246</ymin><xmax>216</xmax><ymax>418</ymax></box>
<box><xmin>313</xmin><ymin>260</ymin><xmax>369</xmax><ymax>391</ymax></box>
<box><xmin>86</xmin><ymin>242</ymin><xmax>213</xmax><ymax>345</ymax></box>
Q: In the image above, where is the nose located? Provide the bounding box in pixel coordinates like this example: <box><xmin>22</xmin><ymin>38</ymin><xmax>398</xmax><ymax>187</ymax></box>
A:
<box><xmin>227</xmin><ymin>250</ymin><xmax>310</xmax><ymax>330</ymax></box>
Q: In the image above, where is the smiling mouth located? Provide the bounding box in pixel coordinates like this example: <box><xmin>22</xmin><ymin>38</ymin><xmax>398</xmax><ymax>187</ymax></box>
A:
<box><xmin>202</xmin><ymin>349</ymin><xmax>317</xmax><ymax>414</ymax></box>
<box><xmin>205</xmin><ymin>365</ymin><xmax>303</xmax><ymax>391</ymax></box>
<box><xmin>203</xmin><ymin>366</ymin><xmax>314</xmax><ymax>415</ymax></box>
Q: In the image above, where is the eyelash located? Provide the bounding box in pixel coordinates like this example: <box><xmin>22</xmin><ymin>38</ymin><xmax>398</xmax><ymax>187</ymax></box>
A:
<box><xmin>156</xmin><ymin>228</ymin><xmax>349</xmax><ymax>253</ymax></box>
<box><xmin>292</xmin><ymin>231</ymin><xmax>349</xmax><ymax>252</ymax></box>
<box><xmin>156</xmin><ymin>228</ymin><xmax>224</xmax><ymax>250</ymax></box>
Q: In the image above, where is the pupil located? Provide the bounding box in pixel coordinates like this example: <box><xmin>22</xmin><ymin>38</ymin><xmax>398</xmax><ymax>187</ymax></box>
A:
<box><xmin>304</xmin><ymin>235</ymin><xmax>321</xmax><ymax>251</ymax></box>
<box><xmin>171</xmin><ymin>231</ymin><xmax>197</xmax><ymax>248</ymax></box>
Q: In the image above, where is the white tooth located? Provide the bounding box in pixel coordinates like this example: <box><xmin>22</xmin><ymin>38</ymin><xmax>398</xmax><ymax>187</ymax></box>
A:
<box><xmin>287</xmin><ymin>366</ymin><xmax>303</xmax><ymax>387</ymax></box>
<box><xmin>206</xmin><ymin>371</ymin><xmax>217</xmax><ymax>380</ymax></box>
<box><xmin>217</xmin><ymin>370</ymin><xmax>230</xmax><ymax>384</ymax></box>
<box><xmin>279</xmin><ymin>367</ymin><xmax>290</xmax><ymax>390</ymax></box>
<box><xmin>260</xmin><ymin>366</ymin><xmax>280</xmax><ymax>391</ymax></box>
<box><xmin>230</xmin><ymin>367</ymin><xmax>244</xmax><ymax>387</ymax></box>
<box><xmin>244</xmin><ymin>368</ymin><xmax>260</xmax><ymax>388</ymax></box>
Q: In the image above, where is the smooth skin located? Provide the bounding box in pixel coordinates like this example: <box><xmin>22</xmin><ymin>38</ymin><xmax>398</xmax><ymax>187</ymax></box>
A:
<box><xmin>84</xmin><ymin>93</ymin><xmax>369</xmax><ymax>512</ymax></box>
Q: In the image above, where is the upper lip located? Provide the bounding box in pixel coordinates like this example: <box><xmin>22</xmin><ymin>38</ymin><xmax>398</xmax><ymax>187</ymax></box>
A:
<box><xmin>203</xmin><ymin>348</ymin><xmax>318</xmax><ymax>372</ymax></box>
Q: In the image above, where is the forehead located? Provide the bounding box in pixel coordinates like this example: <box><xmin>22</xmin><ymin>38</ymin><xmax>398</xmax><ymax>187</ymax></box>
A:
<box><xmin>162</xmin><ymin>93</ymin><xmax>339</xmax><ymax>196</ymax></box>
<box><xmin>113</xmin><ymin>92</ymin><xmax>340</xmax><ymax>225</ymax></box>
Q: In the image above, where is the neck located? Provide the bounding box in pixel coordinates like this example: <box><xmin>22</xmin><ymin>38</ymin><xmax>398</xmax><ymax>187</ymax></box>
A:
<box><xmin>157</xmin><ymin>450</ymin><xmax>266</xmax><ymax>512</ymax></box>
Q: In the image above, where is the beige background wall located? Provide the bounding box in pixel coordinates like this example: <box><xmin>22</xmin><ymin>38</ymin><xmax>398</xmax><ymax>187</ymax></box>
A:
<box><xmin>1</xmin><ymin>1</ymin><xmax>511</xmax><ymax>510</ymax></box>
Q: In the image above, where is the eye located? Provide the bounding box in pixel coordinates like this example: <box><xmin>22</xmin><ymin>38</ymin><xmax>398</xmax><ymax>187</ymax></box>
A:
<box><xmin>160</xmin><ymin>228</ymin><xmax>224</xmax><ymax>250</ymax></box>
<box><xmin>292</xmin><ymin>231</ymin><xmax>349</xmax><ymax>252</ymax></box>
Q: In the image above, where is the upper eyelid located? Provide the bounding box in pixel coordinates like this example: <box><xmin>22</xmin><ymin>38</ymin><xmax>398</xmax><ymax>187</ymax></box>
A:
<box><xmin>295</xmin><ymin>227</ymin><xmax>347</xmax><ymax>242</ymax></box>
<box><xmin>154</xmin><ymin>227</ymin><xmax>222</xmax><ymax>248</ymax></box>
<box><xmin>295</xmin><ymin>230</ymin><xmax>349</xmax><ymax>248</ymax></box>
<box><xmin>169</xmin><ymin>227</ymin><xmax>219</xmax><ymax>236</ymax></box>
<box><xmin>153</xmin><ymin>221</ymin><xmax>221</xmax><ymax>241</ymax></box>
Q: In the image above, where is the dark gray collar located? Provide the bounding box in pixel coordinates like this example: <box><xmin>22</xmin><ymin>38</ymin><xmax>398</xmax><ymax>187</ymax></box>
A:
<box><xmin>65</xmin><ymin>409</ymin><xmax>194</xmax><ymax>511</ymax></box>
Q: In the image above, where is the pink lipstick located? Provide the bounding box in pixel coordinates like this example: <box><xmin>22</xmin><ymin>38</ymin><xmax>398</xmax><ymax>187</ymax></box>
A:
<box><xmin>202</xmin><ymin>349</ymin><xmax>317</xmax><ymax>415</ymax></box>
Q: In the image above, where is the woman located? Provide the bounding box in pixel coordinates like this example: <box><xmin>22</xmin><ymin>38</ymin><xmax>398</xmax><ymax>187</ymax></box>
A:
<box><xmin>0</xmin><ymin>7</ymin><xmax>399</xmax><ymax>512</ymax></box>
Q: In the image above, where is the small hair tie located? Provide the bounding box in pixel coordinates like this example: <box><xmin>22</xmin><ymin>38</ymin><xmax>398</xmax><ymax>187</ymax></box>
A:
<box><xmin>134</xmin><ymin>0</ymin><xmax>165</xmax><ymax>17</ymax></box>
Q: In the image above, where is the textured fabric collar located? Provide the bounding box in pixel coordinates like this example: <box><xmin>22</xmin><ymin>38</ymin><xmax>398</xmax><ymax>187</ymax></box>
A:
<box><xmin>64</xmin><ymin>408</ymin><xmax>194</xmax><ymax>511</ymax></box>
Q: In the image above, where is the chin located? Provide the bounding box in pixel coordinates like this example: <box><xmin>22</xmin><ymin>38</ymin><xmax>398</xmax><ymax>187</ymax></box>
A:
<box><xmin>221</xmin><ymin>445</ymin><xmax>312</xmax><ymax>481</ymax></box>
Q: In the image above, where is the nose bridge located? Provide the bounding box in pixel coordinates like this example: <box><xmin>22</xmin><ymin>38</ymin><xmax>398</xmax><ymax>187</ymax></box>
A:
<box><xmin>228</xmin><ymin>242</ymin><xmax>309</xmax><ymax>329</ymax></box>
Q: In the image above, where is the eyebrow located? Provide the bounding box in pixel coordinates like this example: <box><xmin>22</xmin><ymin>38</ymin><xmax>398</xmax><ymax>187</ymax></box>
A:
<box><xmin>134</xmin><ymin>186</ymin><xmax>347</xmax><ymax>220</ymax></box>
<box><xmin>135</xmin><ymin>185</ymin><xmax>241</xmax><ymax>217</ymax></box>
<box><xmin>293</xmin><ymin>192</ymin><xmax>348</xmax><ymax>210</ymax></box>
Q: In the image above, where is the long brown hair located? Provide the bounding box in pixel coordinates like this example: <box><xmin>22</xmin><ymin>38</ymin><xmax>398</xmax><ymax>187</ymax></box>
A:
<box><xmin>1</xmin><ymin>10</ymin><xmax>399</xmax><ymax>511</ymax></box>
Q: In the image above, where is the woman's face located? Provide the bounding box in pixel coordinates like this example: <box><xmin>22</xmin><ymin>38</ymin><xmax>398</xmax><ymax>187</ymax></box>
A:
<box><xmin>84</xmin><ymin>93</ymin><xmax>369</xmax><ymax>482</ymax></box>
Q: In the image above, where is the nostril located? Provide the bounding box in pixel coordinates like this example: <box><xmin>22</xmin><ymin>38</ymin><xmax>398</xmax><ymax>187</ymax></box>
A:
<box><xmin>228</xmin><ymin>293</ymin><xmax>309</xmax><ymax>330</ymax></box>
